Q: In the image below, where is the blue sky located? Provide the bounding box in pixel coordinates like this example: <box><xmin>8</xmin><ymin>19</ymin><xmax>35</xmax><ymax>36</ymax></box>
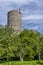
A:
<box><xmin>0</xmin><ymin>0</ymin><xmax>43</xmax><ymax>34</ymax></box>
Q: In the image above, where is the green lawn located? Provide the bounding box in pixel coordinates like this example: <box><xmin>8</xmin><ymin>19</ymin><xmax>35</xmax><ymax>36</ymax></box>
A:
<box><xmin>0</xmin><ymin>61</ymin><xmax>43</xmax><ymax>65</ymax></box>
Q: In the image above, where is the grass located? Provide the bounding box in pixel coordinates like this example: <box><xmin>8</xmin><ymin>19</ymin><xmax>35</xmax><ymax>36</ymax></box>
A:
<box><xmin>0</xmin><ymin>61</ymin><xmax>43</xmax><ymax>65</ymax></box>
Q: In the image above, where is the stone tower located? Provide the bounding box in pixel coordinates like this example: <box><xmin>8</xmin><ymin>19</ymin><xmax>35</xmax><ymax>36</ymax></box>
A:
<box><xmin>7</xmin><ymin>9</ymin><xmax>22</xmax><ymax>34</ymax></box>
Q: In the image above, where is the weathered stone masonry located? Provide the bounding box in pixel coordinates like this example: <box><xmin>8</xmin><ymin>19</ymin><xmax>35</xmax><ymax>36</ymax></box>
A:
<box><xmin>7</xmin><ymin>10</ymin><xmax>22</xmax><ymax>34</ymax></box>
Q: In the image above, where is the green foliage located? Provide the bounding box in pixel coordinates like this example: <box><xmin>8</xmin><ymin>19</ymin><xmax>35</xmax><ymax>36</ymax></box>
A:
<box><xmin>0</xmin><ymin>61</ymin><xmax>43</xmax><ymax>65</ymax></box>
<box><xmin>0</xmin><ymin>27</ymin><xmax>43</xmax><ymax>61</ymax></box>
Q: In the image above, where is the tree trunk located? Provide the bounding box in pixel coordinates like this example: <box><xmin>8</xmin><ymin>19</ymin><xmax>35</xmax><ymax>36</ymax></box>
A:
<box><xmin>38</xmin><ymin>52</ymin><xmax>40</xmax><ymax>60</ymax></box>
<box><xmin>20</xmin><ymin>55</ymin><xmax>23</xmax><ymax>61</ymax></box>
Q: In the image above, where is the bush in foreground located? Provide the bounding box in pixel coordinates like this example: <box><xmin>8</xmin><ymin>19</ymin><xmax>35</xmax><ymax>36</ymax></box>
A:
<box><xmin>0</xmin><ymin>61</ymin><xmax>43</xmax><ymax>65</ymax></box>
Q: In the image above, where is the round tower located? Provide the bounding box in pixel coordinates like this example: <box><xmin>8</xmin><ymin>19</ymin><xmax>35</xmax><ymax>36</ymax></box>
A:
<box><xmin>7</xmin><ymin>10</ymin><xmax>22</xmax><ymax>34</ymax></box>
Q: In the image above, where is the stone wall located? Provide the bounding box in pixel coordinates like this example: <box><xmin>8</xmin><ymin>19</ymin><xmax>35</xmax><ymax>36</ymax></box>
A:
<box><xmin>7</xmin><ymin>10</ymin><xmax>22</xmax><ymax>34</ymax></box>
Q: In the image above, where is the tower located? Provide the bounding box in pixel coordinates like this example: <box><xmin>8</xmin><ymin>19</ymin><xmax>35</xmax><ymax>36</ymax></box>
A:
<box><xmin>7</xmin><ymin>9</ymin><xmax>22</xmax><ymax>34</ymax></box>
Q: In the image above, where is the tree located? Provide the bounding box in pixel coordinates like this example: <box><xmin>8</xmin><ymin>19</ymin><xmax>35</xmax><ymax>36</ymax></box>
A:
<box><xmin>0</xmin><ymin>27</ymin><xmax>43</xmax><ymax>61</ymax></box>
<box><xmin>0</xmin><ymin>27</ymin><xmax>14</xmax><ymax>61</ymax></box>
<box><xmin>13</xmin><ymin>29</ymin><xmax>36</xmax><ymax>61</ymax></box>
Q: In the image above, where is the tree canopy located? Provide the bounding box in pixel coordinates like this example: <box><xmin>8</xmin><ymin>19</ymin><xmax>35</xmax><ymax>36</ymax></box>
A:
<box><xmin>0</xmin><ymin>27</ymin><xmax>43</xmax><ymax>61</ymax></box>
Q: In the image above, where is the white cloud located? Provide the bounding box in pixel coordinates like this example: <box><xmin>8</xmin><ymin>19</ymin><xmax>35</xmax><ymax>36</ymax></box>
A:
<box><xmin>0</xmin><ymin>0</ymin><xmax>28</xmax><ymax>5</ymax></box>
<box><xmin>31</xmin><ymin>26</ymin><xmax>39</xmax><ymax>30</ymax></box>
<box><xmin>0</xmin><ymin>0</ymin><xmax>39</xmax><ymax>5</ymax></box>
<box><xmin>0</xmin><ymin>0</ymin><xmax>34</xmax><ymax>2</ymax></box>
<box><xmin>23</xmin><ymin>15</ymin><xmax>43</xmax><ymax>20</ymax></box>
